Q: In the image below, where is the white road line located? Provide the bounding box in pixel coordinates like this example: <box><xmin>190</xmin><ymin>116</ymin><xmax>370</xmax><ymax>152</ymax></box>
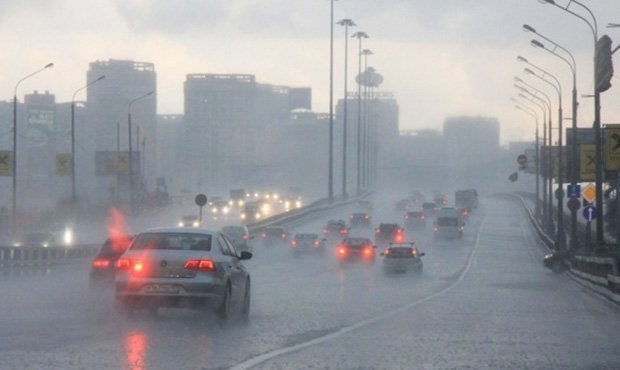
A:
<box><xmin>229</xmin><ymin>216</ymin><xmax>487</xmax><ymax>370</ymax></box>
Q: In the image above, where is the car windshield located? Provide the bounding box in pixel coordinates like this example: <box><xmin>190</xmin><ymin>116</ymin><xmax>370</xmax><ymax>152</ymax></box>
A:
<box><xmin>437</xmin><ymin>218</ymin><xmax>458</xmax><ymax>227</ymax></box>
<box><xmin>407</xmin><ymin>212</ymin><xmax>423</xmax><ymax>217</ymax></box>
<box><xmin>130</xmin><ymin>232</ymin><xmax>212</xmax><ymax>251</ymax></box>
<box><xmin>296</xmin><ymin>233</ymin><xmax>318</xmax><ymax>239</ymax></box>
<box><xmin>344</xmin><ymin>238</ymin><xmax>370</xmax><ymax>247</ymax></box>
<box><xmin>422</xmin><ymin>203</ymin><xmax>435</xmax><ymax>209</ymax></box>
<box><xmin>379</xmin><ymin>225</ymin><xmax>398</xmax><ymax>233</ymax></box>
<box><xmin>386</xmin><ymin>248</ymin><xmax>414</xmax><ymax>258</ymax></box>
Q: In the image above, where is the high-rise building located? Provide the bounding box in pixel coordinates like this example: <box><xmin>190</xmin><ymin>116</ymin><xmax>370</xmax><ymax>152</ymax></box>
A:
<box><xmin>86</xmin><ymin>59</ymin><xmax>157</xmax><ymax>203</ymax></box>
<box><xmin>183</xmin><ymin>74</ymin><xmax>309</xmax><ymax>193</ymax></box>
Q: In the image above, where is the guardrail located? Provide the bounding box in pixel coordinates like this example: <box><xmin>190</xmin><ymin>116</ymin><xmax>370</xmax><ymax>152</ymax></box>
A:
<box><xmin>509</xmin><ymin>192</ymin><xmax>620</xmax><ymax>305</ymax></box>
<box><xmin>0</xmin><ymin>244</ymin><xmax>99</xmax><ymax>268</ymax></box>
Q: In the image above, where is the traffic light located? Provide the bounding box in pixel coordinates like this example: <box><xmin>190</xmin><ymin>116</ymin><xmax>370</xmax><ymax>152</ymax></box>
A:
<box><xmin>595</xmin><ymin>35</ymin><xmax>614</xmax><ymax>93</ymax></box>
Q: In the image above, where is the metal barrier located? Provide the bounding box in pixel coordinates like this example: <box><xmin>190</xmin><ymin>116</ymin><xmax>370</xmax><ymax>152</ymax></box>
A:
<box><xmin>0</xmin><ymin>244</ymin><xmax>99</xmax><ymax>268</ymax></box>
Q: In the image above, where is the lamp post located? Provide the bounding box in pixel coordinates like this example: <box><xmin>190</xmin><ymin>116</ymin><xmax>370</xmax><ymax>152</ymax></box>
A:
<box><xmin>352</xmin><ymin>31</ymin><xmax>368</xmax><ymax>196</ymax></box>
<box><xmin>327</xmin><ymin>0</ymin><xmax>338</xmax><ymax>203</ymax></box>
<box><xmin>71</xmin><ymin>75</ymin><xmax>105</xmax><ymax>203</ymax></box>
<box><xmin>512</xmin><ymin>95</ymin><xmax>545</xmax><ymax>219</ymax></box>
<box><xmin>12</xmin><ymin>62</ymin><xmax>54</xmax><ymax>235</ymax></box>
<box><xmin>526</xmin><ymin>25</ymin><xmax>579</xmax><ymax>249</ymax></box>
<box><xmin>540</xmin><ymin>0</ymin><xmax>604</xmax><ymax>244</ymax></box>
<box><xmin>361</xmin><ymin>49</ymin><xmax>373</xmax><ymax>190</ymax></box>
<box><xmin>515</xmin><ymin>103</ymin><xmax>541</xmax><ymax>214</ymax></box>
<box><xmin>337</xmin><ymin>18</ymin><xmax>355</xmax><ymax>199</ymax></box>
<box><xmin>514</xmin><ymin>80</ymin><xmax>552</xmax><ymax>225</ymax></box>
<box><xmin>128</xmin><ymin>91</ymin><xmax>153</xmax><ymax>215</ymax></box>
<box><xmin>523</xmin><ymin>65</ymin><xmax>565</xmax><ymax>246</ymax></box>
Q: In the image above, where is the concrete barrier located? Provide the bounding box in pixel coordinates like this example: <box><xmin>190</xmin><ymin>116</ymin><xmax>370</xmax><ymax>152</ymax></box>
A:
<box><xmin>0</xmin><ymin>244</ymin><xmax>99</xmax><ymax>269</ymax></box>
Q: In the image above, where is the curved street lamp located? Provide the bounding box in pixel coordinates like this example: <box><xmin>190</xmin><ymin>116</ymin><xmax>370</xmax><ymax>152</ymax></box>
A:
<box><xmin>337</xmin><ymin>18</ymin><xmax>355</xmax><ymax>199</ymax></box>
<box><xmin>352</xmin><ymin>31</ymin><xmax>368</xmax><ymax>196</ymax></box>
<box><xmin>12</xmin><ymin>62</ymin><xmax>54</xmax><ymax>235</ymax></box>
<box><xmin>513</xmin><ymin>99</ymin><xmax>542</xmax><ymax>218</ymax></box>
<box><xmin>540</xmin><ymin>0</ymin><xmax>605</xmax><ymax>245</ymax></box>
<box><xmin>71</xmin><ymin>75</ymin><xmax>105</xmax><ymax>203</ymax></box>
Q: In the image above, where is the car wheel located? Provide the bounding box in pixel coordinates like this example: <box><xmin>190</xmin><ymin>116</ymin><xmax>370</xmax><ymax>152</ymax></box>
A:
<box><xmin>217</xmin><ymin>284</ymin><xmax>232</xmax><ymax>319</ymax></box>
<box><xmin>241</xmin><ymin>279</ymin><xmax>251</xmax><ymax>316</ymax></box>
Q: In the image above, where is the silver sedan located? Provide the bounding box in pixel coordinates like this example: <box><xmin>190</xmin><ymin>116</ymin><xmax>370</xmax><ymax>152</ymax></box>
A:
<box><xmin>114</xmin><ymin>228</ymin><xmax>252</xmax><ymax>318</ymax></box>
<box><xmin>380</xmin><ymin>243</ymin><xmax>424</xmax><ymax>274</ymax></box>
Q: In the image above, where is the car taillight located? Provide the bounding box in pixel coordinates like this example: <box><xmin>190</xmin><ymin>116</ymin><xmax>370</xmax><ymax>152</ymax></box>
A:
<box><xmin>313</xmin><ymin>240</ymin><xmax>320</xmax><ymax>246</ymax></box>
<box><xmin>92</xmin><ymin>258</ymin><xmax>110</xmax><ymax>269</ymax></box>
<box><xmin>292</xmin><ymin>239</ymin><xmax>297</xmax><ymax>246</ymax></box>
<box><xmin>340</xmin><ymin>229</ymin><xmax>348</xmax><ymax>235</ymax></box>
<box><xmin>323</xmin><ymin>228</ymin><xmax>329</xmax><ymax>234</ymax></box>
<box><xmin>184</xmin><ymin>259</ymin><xmax>216</xmax><ymax>271</ymax></box>
<box><xmin>365</xmin><ymin>215</ymin><xmax>369</xmax><ymax>219</ymax></box>
<box><xmin>405</xmin><ymin>215</ymin><xmax>409</xmax><ymax>219</ymax></box>
<box><xmin>281</xmin><ymin>233</ymin><xmax>287</xmax><ymax>239</ymax></box>
<box><xmin>133</xmin><ymin>260</ymin><xmax>144</xmax><ymax>272</ymax></box>
<box><xmin>261</xmin><ymin>233</ymin><xmax>267</xmax><ymax>238</ymax></box>
<box><xmin>384</xmin><ymin>249</ymin><xmax>390</xmax><ymax>255</ymax></box>
<box><xmin>375</xmin><ymin>228</ymin><xmax>380</xmax><ymax>234</ymax></box>
<box><xmin>243</xmin><ymin>235</ymin><xmax>249</xmax><ymax>240</ymax></box>
<box><xmin>434</xmin><ymin>227</ymin><xmax>438</xmax><ymax>232</ymax></box>
<box><xmin>459</xmin><ymin>226</ymin><xmax>464</xmax><ymax>232</ymax></box>
<box><xmin>421</xmin><ymin>215</ymin><xmax>426</xmax><ymax>220</ymax></box>
<box><xmin>363</xmin><ymin>247</ymin><xmax>373</xmax><ymax>255</ymax></box>
<box><xmin>412</xmin><ymin>249</ymin><xmax>418</xmax><ymax>257</ymax></box>
<box><xmin>116</xmin><ymin>258</ymin><xmax>132</xmax><ymax>270</ymax></box>
<box><xmin>337</xmin><ymin>246</ymin><xmax>347</xmax><ymax>255</ymax></box>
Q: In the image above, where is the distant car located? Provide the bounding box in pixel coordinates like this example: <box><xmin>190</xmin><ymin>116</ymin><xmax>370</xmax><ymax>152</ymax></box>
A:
<box><xmin>404</xmin><ymin>211</ymin><xmax>426</xmax><ymax>229</ymax></box>
<box><xmin>210</xmin><ymin>199</ymin><xmax>230</xmax><ymax>216</ymax></box>
<box><xmin>433</xmin><ymin>214</ymin><xmax>464</xmax><ymax>239</ymax></box>
<box><xmin>114</xmin><ymin>228</ymin><xmax>252</xmax><ymax>318</ymax></box>
<box><xmin>221</xmin><ymin>225</ymin><xmax>251</xmax><ymax>253</ymax></box>
<box><xmin>90</xmin><ymin>234</ymin><xmax>133</xmax><ymax>285</ymax></box>
<box><xmin>336</xmin><ymin>237</ymin><xmax>377</xmax><ymax>263</ymax></box>
<box><xmin>291</xmin><ymin>233</ymin><xmax>326</xmax><ymax>255</ymax></box>
<box><xmin>457</xmin><ymin>207</ymin><xmax>470</xmax><ymax>220</ymax></box>
<box><xmin>433</xmin><ymin>194</ymin><xmax>448</xmax><ymax>207</ymax></box>
<box><xmin>178</xmin><ymin>215</ymin><xmax>200</xmax><ymax>228</ymax></box>
<box><xmin>381</xmin><ymin>242</ymin><xmax>424</xmax><ymax>274</ymax></box>
<box><xmin>261</xmin><ymin>226</ymin><xmax>288</xmax><ymax>243</ymax></box>
<box><xmin>375</xmin><ymin>223</ymin><xmax>405</xmax><ymax>246</ymax></box>
<box><xmin>14</xmin><ymin>224</ymin><xmax>75</xmax><ymax>248</ymax></box>
<box><xmin>349</xmin><ymin>212</ymin><xmax>371</xmax><ymax>227</ymax></box>
<box><xmin>323</xmin><ymin>219</ymin><xmax>349</xmax><ymax>237</ymax></box>
<box><xmin>241</xmin><ymin>202</ymin><xmax>262</xmax><ymax>223</ymax></box>
<box><xmin>421</xmin><ymin>202</ymin><xmax>438</xmax><ymax>217</ymax></box>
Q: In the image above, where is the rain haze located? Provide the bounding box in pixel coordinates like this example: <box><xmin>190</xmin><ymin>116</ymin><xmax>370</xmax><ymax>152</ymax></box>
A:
<box><xmin>1</xmin><ymin>1</ymin><xmax>620</xmax><ymax>369</ymax></box>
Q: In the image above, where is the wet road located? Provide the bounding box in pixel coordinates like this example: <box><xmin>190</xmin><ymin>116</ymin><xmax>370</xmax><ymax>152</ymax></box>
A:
<box><xmin>1</xmin><ymin>195</ymin><xmax>619</xmax><ymax>369</ymax></box>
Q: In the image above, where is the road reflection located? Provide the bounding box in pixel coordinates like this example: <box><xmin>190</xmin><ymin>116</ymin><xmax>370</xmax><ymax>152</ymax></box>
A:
<box><xmin>125</xmin><ymin>331</ymin><xmax>147</xmax><ymax>370</ymax></box>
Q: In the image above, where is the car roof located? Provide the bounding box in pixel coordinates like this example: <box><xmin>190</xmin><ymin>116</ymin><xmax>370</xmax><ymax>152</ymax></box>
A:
<box><xmin>141</xmin><ymin>227</ymin><xmax>217</xmax><ymax>235</ymax></box>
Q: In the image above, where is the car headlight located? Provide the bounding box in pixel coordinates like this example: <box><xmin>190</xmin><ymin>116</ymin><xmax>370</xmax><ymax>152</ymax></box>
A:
<box><xmin>241</xmin><ymin>214</ymin><xmax>246</xmax><ymax>220</ymax></box>
<box><xmin>63</xmin><ymin>228</ymin><xmax>74</xmax><ymax>246</ymax></box>
<box><xmin>295</xmin><ymin>201</ymin><xmax>302</xmax><ymax>208</ymax></box>
<box><xmin>255</xmin><ymin>213</ymin><xmax>261</xmax><ymax>219</ymax></box>
<box><xmin>13</xmin><ymin>242</ymin><xmax>21</xmax><ymax>247</ymax></box>
<box><xmin>42</xmin><ymin>242</ymin><xmax>49</xmax><ymax>248</ymax></box>
<box><xmin>193</xmin><ymin>221</ymin><xmax>200</xmax><ymax>227</ymax></box>
<box><xmin>212</xmin><ymin>207</ymin><xmax>218</xmax><ymax>213</ymax></box>
<box><xmin>178</xmin><ymin>221</ymin><xmax>184</xmax><ymax>227</ymax></box>
<box><xmin>223</xmin><ymin>207</ymin><xmax>230</xmax><ymax>214</ymax></box>
<box><xmin>238</xmin><ymin>200</ymin><xmax>244</xmax><ymax>206</ymax></box>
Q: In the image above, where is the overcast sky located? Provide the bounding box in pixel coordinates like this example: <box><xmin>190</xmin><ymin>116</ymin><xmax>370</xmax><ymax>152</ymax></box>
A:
<box><xmin>1</xmin><ymin>0</ymin><xmax>620</xmax><ymax>144</ymax></box>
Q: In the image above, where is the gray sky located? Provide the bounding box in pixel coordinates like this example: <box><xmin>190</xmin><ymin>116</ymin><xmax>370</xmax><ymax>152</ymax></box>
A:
<box><xmin>2</xmin><ymin>0</ymin><xmax>620</xmax><ymax>144</ymax></box>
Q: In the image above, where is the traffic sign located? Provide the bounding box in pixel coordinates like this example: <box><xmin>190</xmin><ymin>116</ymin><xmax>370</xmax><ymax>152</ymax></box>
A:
<box><xmin>567</xmin><ymin>197</ymin><xmax>581</xmax><ymax>212</ymax></box>
<box><xmin>583</xmin><ymin>205</ymin><xmax>597</xmax><ymax>221</ymax></box>
<box><xmin>0</xmin><ymin>151</ymin><xmax>11</xmax><ymax>176</ymax></box>
<box><xmin>567</xmin><ymin>184</ymin><xmax>581</xmax><ymax>198</ymax></box>
<box><xmin>582</xmin><ymin>184</ymin><xmax>596</xmax><ymax>203</ymax></box>
<box><xmin>517</xmin><ymin>154</ymin><xmax>527</xmax><ymax>166</ymax></box>
<box><xmin>56</xmin><ymin>153</ymin><xmax>71</xmax><ymax>176</ymax></box>
<box><xmin>195</xmin><ymin>193</ymin><xmax>207</xmax><ymax>207</ymax></box>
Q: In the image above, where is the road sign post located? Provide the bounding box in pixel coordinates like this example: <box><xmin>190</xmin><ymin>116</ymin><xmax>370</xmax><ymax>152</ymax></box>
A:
<box><xmin>195</xmin><ymin>193</ymin><xmax>207</xmax><ymax>224</ymax></box>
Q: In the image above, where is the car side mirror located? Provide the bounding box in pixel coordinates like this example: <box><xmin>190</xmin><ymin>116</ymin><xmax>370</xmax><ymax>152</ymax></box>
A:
<box><xmin>419</xmin><ymin>252</ymin><xmax>425</xmax><ymax>257</ymax></box>
<box><xmin>239</xmin><ymin>251</ymin><xmax>253</xmax><ymax>260</ymax></box>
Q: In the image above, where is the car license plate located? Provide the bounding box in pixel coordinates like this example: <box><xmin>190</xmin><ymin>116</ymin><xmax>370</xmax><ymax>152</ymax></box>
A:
<box><xmin>144</xmin><ymin>284</ymin><xmax>180</xmax><ymax>294</ymax></box>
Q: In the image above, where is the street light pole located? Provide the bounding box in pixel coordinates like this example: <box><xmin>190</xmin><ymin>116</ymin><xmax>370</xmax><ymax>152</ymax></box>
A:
<box><xmin>338</xmin><ymin>18</ymin><xmax>355</xmax><ymax>199</ymax></box>
<box><xmin>352</xmin><ymin>31</ymin><xmax>368</xmax><ymax>196</ymax></box>
<box><xmin>71</xmin><ymin>75</ymin><xmax>105</xmax><ymax>204</ymax></box>
<box><xmin>327</xmin><ymin>0</ymin><xmax>338</xmax><ymax>203</ymax></box>
<box><xmin>540</xmin><ymin>0</ymin><xmax>603</xmax><ymax>245</ymax></box>
<box><xmin>515</xmin><ymin>104</ymin><xmax>540</xmax><ymax>212</ymax></box>
<box><xmin>361</xmin><ymin>49</ymin><xmax>373</xmax><ymax>190</ymax></box>
<box><xmin>526</xmin><ymin>25</ymin><xmax>579</xmax><ymax>249</ymax></box>
<box><xmin>127</xmin><ymin>91</ymin><xmax>153</xmax><ymax>216</ymax></box>
<box><xmin>11</xmin><ymin>62</ymin><xmax>54</xmax><ymax>236</ymax></box>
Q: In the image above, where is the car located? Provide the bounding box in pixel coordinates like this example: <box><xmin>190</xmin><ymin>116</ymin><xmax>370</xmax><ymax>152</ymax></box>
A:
<box><xmin>178</xmin><ymin>215</ymin><xmax>200</xmax><ymax>228</ymax></box>
<box><xmin>260</xmin><ymin>226</ymin><xmax>288</xmax><ymax>243</ymax></box>
<box><xmin>241</xmin><ymin>202</ymin><xmax>262</xmax><ymax>223</ymax></box>
<box><xmin>323</xmin><ymin>219</ymin><xmax>350</xmax><ymax>238</ymax></box>
<box><xmin>221</xmin><ymin>225</ymin><xmax>251</xmax><ymax>253</ymax></box>
<box><xmin>290</xmin><ymin>233</ymin><xmax>326</xmax><ymax>255</ymax></box>
<box><xmin>433</xmin><ymin>213</ymin><xmax>464</xmax><ymax>239</ymax></box>
<box><xmin>380</xmin><ymin>242</ymin><xmax>424</xmax><ymax>273</ymax></box>
<box><xmin>114</xmin><ymin>228</ymin><xmax>252</xmax><ymax>318</ymax></box>
<box><xmin>336</xmin><ymin>237</ymin><xmax>377</xmax><ymax>263</ymax></box>
<box><xmin>404</xmin><ymin>211</ymin><xmax>426</xmax><ymax>229</ymax></box>
<box><xmin>210</xmin><ymin>199</ymin><xmax>230</xmax><ymax>217</ymax></box>
<box><xmin>433</xmin><ymin>194</ymin><xmax>448</xmax><ymax>207</ymax></box>
<box><xmin>349</xmin><ymin>212</ymin><xmax>371</xmax><ymax>227</ymax></box>
<box><xmin>421</xmin><ymin>202</ymin><xmax>438</xmax><ymax>217</ymax></box>
<box><xmin>89</xmin><ymin>234</ymin><xmax>134</xmax><ymax>285</ymax></box>
<box><xmin>457</xmin><ymin>207</ymin><xmax>470</xmax><ymax>220</ymax></box>
<box><xmin>375</xmin><ymin>223</ymin><xmax>405</xmax><ymax>246</ymax></box>
<box><xmin>13</xmin><ymin>232</ymin><xmax>57</xmax><ymax>248</ymax></box>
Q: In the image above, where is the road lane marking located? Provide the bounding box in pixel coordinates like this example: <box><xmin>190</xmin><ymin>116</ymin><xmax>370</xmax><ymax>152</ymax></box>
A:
<box><xmin>229</xmin><ymin>216</ymin><xmax>487</xmax><ymax>370</ymax></box>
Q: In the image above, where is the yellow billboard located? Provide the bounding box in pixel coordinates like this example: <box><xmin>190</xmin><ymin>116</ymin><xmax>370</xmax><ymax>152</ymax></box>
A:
<box><xmin>605</xmin><ymin>125</ymin><xmax>620</xmax><ymax>170</ymax></box>
<box><xmin>580</xmin><ymin>144</ymin><xmax>596</xmax><ymax>181</ymax></box>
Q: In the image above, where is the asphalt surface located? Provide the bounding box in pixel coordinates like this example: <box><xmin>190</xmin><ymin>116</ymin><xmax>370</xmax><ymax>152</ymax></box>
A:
<box><xmin>1</xmin><ymin>195</ymin><xmax>619</xmax><ymax>370</ymax></box>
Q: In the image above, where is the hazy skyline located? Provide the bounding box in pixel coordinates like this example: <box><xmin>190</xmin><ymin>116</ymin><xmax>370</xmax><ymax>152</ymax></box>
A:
<box><xmin>1</xmin><ymin>0</ymin><xmax>620</xmax><ymax>144</ymax></box>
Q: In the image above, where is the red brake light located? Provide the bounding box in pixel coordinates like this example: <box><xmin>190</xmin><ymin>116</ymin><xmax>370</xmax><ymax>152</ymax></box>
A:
<box><xmin>116</xmin><ymin>258</ymin><xmax>132</xmax><ymax>270</ymax></box>
<box><xmin>292</xmin><ymin>239</ymin><xmax>297</xmax><ymax>246</ymax></box>
<box><xmin>92</xmin><ymin>258</ymin><xmax>110</xmax><ymax>269</ymax></box>
<box><xmin>421</xmin><ymin>215</ymin><xmax>426</xmax><ymax>220</ymax></box>
<box><xmin>133</xmin><ymin>260</ymin><xmax>144</xmax><ymax>272</ymax></box>
<box><xmin>337</xmin><ymin>246</ymin><xmax>347</xmax><ymax>255</ymax></box>
<box><xmin>281</xmin><ymin>233</ymin><xmax>286</xmax><ymax>239</ymax></box>
<box><xmin>243</xmin><ymin>235</ymin><xmax>249</xmax><ymax>240</ymax></box>
<box><xmin>365</xmin><ymin>215</ymin><xmax>369</xmax><ymax>219</ymax></box>
<box><xmin>261</xmin><ymin>233</ymin><xmax>266</xmax><ymax>238</ymax></box>
<box><xmin>405</xmin><ymin>215</ymin><xmax>409</xmax><ymax>219</ymax></box>
<box><xmin>375</xmin><ymin>228</ymin><xmax>380</xmax><ymax>234</ymax></box>
<box><xmin>363</xmin><ymin>247</ymin><xmax>372</xmax><ymax>255</ymax></box>
<box><xmin>185</xmin><ymin>259</ymin><xmax>216</xmax><ymax>271</ymax></box>
<box><xmin>313</xmin><ymin>240</ymin><xmax>320</xmax><ymax>246</ymax></box>
<box><xmin>412</xmin><ymin>249</ymin><xmax>418</xmax><ymax>256</ymax></box>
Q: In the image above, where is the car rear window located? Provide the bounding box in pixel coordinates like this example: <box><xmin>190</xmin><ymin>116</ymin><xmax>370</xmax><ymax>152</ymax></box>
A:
<box><xmin>130</xmin><ymin>232</ymin><xmax>212</xmax><ymax>251</ymax></box>
<box><xmin>386</xmin><ymin>248</ymin><xmax>413</xmax><ymax>258</ymax></box>
<box><xmin>437</xmin><ymin>217</ymin><xmax>458</xmax><ymax>227</ymax></box>
<box><xmin>344</xmin><ymin>238</ymin><xmax>371</xmax><ymax>246</ymax></box>
<box><xmin>265</xmin><ymin>227</ymin><xmax>284</xmax><ymax>235</ymax></box>
<box><xmin>296</xmin><ymin>233</ymin><xmax>318</xmax><ymax>239</ymax></box>
<box><xmin>407</xmin><ymin>212</ymin><xmax>423</xmax><ymax>217</ymax></box>
<box><xmin>379</xmin><ymin>224</ymin><xmax>398</xmax><ymax>233</ymax></box>
<box><xmin>422</xmin><ymin>203</ymin><xmax>435</xmax><ymax>209</ymax></box>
